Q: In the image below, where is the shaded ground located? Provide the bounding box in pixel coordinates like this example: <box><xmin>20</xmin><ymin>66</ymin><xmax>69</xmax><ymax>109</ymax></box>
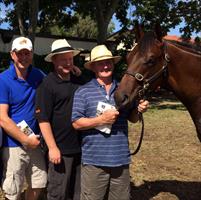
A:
<box><xmin>129</xmin><ymin>92</ymin><xmax>201</xmax><ymax>200</ymax></box>
<box><xmin>1</xmin><ymin>91</ymin><xmax>201</xmax><ymax>199</ymax></box>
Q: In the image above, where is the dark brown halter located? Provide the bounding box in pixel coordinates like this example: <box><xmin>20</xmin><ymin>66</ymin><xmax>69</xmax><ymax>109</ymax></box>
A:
<box><xmin>125</xmin><ymin>52</ymin><xmax>169</xmax><ymax>99</ymax></box>
<box><xmin>125</xmin><ymin>44</ymin><xmax>170</xmax><ymax>155</ymax></box>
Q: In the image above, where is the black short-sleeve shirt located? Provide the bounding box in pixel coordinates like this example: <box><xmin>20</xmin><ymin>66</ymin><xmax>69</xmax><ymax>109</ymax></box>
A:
<box><xmin>35</xmin><ymin>72</ymin><xmax>81</xmax><ymax>155</ymax></box>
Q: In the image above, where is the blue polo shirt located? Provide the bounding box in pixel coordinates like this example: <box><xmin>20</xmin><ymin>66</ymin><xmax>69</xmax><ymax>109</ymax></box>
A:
<box><xmin>72</xmin><ymin>78</ymin><xmax>131</xmax><ymax>167</ymax></box>
<box><xmin>0</xmin><ymin>63</ymin><xmax>45</xmax><ymax>147</ymax></box>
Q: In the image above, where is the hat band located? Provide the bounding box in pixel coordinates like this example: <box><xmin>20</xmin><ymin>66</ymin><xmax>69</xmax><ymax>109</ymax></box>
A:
<box><xmin>51</xmin><ymin>47</ymin><xmax>74</xmax><ymax>54</ymax></box>
<box><xmin>92</xmin><ymin>55</ymin><xmax>113</xmax><ymax>62</ymax></box>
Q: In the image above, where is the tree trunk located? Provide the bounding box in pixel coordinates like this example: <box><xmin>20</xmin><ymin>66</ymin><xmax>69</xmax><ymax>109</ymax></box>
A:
<box><xmin>28</xmin><ymin>0</ymin><xmax>39</xmax><ymax>50</ymax></box>
<box><xmin>96</xmin><ymin>0</ymin><xmax>120</xmax><ymax>43</ymax></box>
<box><xmin>16</xmin><ymin>0</ymin><xmax>26</xmax><ymax>36</ymax></box>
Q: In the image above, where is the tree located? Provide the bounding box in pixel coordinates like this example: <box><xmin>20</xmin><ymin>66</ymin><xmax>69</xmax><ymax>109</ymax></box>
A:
<box><xmin>0</xmin><ymin>0</ymin><xmax>200</xmax><ymax>44</ymax></box>
<box><xmin>2</xmin><ymin>0</ymin><xmax>39</xmax><ymax>46</ymax></box>
<box><xmin>177</xmin><ymin>0</ymin><xmax>201</xmax><ymax>39</ymax></box>
<box><xmin>73</xmin><ymin>0</ymin><xmax>129</xmax><ymax>43</ymax></box>
<box><xmin>65</xmin><ymin>13</ymin><xmax>98</xmax><ymax>38</ymax></box>
<box><xmin>130</xmin><ymin>0</ymin><xmax>201</xmax><ymax>38</ymax></box>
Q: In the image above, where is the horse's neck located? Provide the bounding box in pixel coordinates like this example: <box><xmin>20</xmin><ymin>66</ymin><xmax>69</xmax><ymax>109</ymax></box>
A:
<box><xmin>167</xmin><ymin>43</ymin><xmax>201</xmax><ymax>142</ymax></box>
<box><xmin>167</xmin><ymin>43</ymin><xmax>201</xmax><ymax>98</ymax></box>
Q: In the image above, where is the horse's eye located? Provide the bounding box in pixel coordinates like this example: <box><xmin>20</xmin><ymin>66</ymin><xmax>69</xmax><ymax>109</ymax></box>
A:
<box><xmin>145</xmin><ymin>57</ymin><xmax>156</xmax><ymax>66</ymax></box>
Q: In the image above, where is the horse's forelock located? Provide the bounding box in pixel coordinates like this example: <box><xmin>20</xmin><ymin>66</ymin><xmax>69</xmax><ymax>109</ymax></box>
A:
<box><xmin>138</xmin><ymin>32</ymin><xmax>158</xmax><ymax>53</ymax></box>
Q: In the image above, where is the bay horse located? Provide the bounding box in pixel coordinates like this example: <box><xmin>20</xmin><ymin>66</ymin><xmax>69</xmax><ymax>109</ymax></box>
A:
<box><xmin>114</xmin><ymin>24</ymin><xmax>201</xmax><ymax>142</ymax></box>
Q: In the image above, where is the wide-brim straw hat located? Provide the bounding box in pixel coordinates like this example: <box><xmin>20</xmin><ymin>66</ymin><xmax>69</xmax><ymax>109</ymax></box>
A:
<box><xmin>45</xmin><ymin>39</ymin><xmax>80</xmax><ymax>62</ymax></box>
<box><xmin>84</xmin><ymin>45</ymin><xmax>121</xmax><ymax>70</ymax></box>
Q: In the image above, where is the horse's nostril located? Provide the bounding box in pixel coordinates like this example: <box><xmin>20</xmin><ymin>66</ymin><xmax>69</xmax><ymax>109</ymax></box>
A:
<box><xmin>122</xmin><ymin>94</ymin><xmax>128</xmax><ymax>104</ymax></box>
<box><xmin>115</xmin><ymin>93</ymin><xmax>129</xmax><ymax>109</ymax></box>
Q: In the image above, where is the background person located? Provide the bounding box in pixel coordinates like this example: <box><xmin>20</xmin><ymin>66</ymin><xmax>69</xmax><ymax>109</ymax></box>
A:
<box><xmin>0</xmin><ymin>36</ymin><xmax>47</xmax><ymax>200</ymax></box>
<box><xmin>71</xmin><ymin>44</ymin><xmax>149</xmax><ymax>200</ymax></box>
<box><xmin>35</xmin><ymin>39</ymin><xmax>82</xmax><ymax>200</ymax></box>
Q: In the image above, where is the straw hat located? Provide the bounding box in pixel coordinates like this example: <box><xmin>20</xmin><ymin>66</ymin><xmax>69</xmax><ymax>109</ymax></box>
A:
<box><xmin>45</xmin><ymin>39</ymin><xmax>80</xmax><ymax>62</ymax></box>
<box><xmin>84</xmin><ymin>45</ymin><xmax>121</xmax><ymax>70</ymax></box>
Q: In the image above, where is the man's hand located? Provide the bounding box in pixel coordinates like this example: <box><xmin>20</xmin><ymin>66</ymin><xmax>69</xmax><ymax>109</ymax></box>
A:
<box><xmin>48</xmin><ymin>146</ymin><xmax>61</xmax><ymax>164</ymax></box>
<box><xmin>100</xmin><ymin>109</ymin><xmax>119</xmax><ymax>125</ymax></box>
<box><xmin>138</xmin><ymin>99</ymin><xmax>149</xmax><ymax>113</ymax></box>
<box><xmin>71</xmin><ymin>65</ymin><xmax>82</xmax><ymax>76</ymax></box>
<box><xmin>24</xmin><ymin>134</ymin><xmax>40</xmax><ymax>149</ymax></box>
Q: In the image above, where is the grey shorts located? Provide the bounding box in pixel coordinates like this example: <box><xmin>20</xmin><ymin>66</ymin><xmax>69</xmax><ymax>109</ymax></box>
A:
<box><xmin>81</xmin><ymin>164</ymin><xmax>130</xmax><ymax>200</ymax></box>
<box><xmin>2</xmin><ymin>146</ymin><xmax>47</xmax><ymax>200</ymax></box>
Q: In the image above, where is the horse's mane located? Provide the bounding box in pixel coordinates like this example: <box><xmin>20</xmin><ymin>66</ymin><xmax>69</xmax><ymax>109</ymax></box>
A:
<box><xmin>128</xmin><ymin>31</ymin><xmax>201</xmax><ymax>62</ymax></box>
<box><xmin>165</xmin><ymin>40</ymin><xmax>201</xmax><ymax>56</ymax></box>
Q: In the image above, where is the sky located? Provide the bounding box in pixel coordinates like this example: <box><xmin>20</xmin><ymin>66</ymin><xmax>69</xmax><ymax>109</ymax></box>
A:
<box><xmin>0</xmin><ymin>2</ymin><xmax>200</xmax><ymax>38</ymax></box>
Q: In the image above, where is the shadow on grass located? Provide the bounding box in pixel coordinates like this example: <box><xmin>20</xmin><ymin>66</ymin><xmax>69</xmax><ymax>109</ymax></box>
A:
<box><xmin>148</xmin><ymin>91</ymin><xmax>187</xmax><ymax>111</ymax></box>
<box><xmin>130</xmin><ymin>180</ymin><xmax>201</xmax><ymax>200</ymax></box>
<box><xmin>18</xmin><ymin>180</ymin><xmax>201</xmax><ymax>200</ymax></box>
<box><xmin>150</xmin><ymin>103</ymin><xmax>186</xmax><ymax>111</ymax></box>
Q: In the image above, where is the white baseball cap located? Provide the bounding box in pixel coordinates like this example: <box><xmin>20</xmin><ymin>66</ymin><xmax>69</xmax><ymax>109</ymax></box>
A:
<box><xmin>11</xmin><ymin>36</ymin><xmax>33</xmax><ymax>52</ymax></box>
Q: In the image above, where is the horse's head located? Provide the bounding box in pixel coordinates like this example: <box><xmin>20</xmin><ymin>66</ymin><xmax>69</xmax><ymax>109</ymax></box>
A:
<box><xmin>115</xmin><ymin>23</ymin><xmax>169</xmax><ymax>109</ymax></box>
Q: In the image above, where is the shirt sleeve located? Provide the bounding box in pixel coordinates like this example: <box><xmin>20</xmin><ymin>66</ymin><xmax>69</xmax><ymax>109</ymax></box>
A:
<box><xmin>0</xmin><ymin>78</ymin><xmax>10</xmax><ymax>104</ymax></box>
<box><xmin>35</xmin><ymin>82</ymin><xmax>54</xmax><ymax>121</ymax></box>
<box><xmin>71</xmin><ymin>89</ymin><xmax>86</xmax><ymax>122</ymax></box>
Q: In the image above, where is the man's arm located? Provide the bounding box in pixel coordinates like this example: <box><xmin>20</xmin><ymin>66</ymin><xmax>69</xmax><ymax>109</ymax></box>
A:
<box><xmin>72</xmin><ymin>109</ymin><xmax>119</xmax><ymax>130</ymax></box>
<box><xmin>0</xmin><ymin>104</ymin><xmax>40</xmax><ymax>148</ymax></box>
<box><xmin>38</xmin><ymin>121</ymin><xmax>61</xmax><ymax>164</ymax></box>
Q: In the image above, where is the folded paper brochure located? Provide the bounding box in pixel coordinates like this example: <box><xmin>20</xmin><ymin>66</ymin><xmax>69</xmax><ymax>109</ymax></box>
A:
<box><xmin>17</xmin><ymin>120</ymin><xmax>35</xmax><ymax>136</ymax></box>
<box><xmin>95</xmin><ymin>101</ymin><xmax>116</xmax><ymax>134</ymax></box>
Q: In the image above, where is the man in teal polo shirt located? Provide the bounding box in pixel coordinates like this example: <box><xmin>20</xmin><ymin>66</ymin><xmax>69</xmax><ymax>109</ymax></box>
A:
<box><xmin>0</xmin><ymin>37</ymin><xmax>47</xmax><ymax>200</ymax></box>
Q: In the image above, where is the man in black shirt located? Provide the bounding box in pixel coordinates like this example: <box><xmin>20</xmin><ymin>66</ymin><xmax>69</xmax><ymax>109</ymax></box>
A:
<box><xmin>35</xmin><ymin>39</ymin><xmax>81</xmax><ymax>200</ymax></box>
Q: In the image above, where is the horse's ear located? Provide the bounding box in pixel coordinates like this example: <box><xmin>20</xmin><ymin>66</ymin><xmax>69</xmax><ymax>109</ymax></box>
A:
<box><xmin>155</xmin><ymin>23</ymin><xmax>163</xmax><ymax>42</ymax></box>
<box><xmin>134</xmin><ymin>20</ymin><xmax>144</xmax><ymax>42</ymax></box>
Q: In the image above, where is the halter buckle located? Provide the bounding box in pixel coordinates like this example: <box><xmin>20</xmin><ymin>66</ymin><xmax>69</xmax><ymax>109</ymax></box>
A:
<box><xmin>135</xmin><ymin>73</ymin><xmax>144</xmax><ymax>81</ymax></box>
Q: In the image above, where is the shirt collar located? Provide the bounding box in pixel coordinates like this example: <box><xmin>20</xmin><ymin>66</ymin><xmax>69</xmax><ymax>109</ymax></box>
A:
<box><xmin>92</xmin><ymin>78</ymin><xmax>118</xmax><ymax>90</ymax></box>
<box><xmin>51</xmin><ymin>72</ymin><xmax>70</xmax><ymax>83</ymax></box>
<box><xmin>9</xmin><ymin>62</ymin><xmax>18</xmax><ymax>79</ymax></box>
<box><xmin>9</xmin><ymin>62</ymin><xmax>32</xmax><ymax>80</ymax></box>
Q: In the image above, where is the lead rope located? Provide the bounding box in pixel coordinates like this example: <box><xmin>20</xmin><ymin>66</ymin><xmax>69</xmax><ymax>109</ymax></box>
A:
<box><xmin>129</xmin><ymin>112</ymin><xmax>144</xmax><ymax>155</ymax></box>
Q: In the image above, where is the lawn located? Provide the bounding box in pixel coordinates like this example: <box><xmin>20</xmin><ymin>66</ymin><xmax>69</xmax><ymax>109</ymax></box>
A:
<box><xmin>129</xmin><ymin>95</ymin><xmax>201</xmax><ymax>200</ymax></box>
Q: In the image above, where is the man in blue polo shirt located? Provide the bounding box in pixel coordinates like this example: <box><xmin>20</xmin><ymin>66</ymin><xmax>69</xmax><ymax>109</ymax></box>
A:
<box><xmin>0</xmin><ymin>36</ymin><xmax>47</xmax><ymax>200</ymax></box>
<box><xmin>72</xmin><ymin>44</ymin><xmax>149</xmax><ymax>200</ymax></box>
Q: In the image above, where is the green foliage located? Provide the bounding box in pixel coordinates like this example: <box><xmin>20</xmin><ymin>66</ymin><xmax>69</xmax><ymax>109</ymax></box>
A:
<box><xmin>0</xmin><ymin>0</ymin><xmax>200</xmax><ymax>45</ymax></box>
<box><xmin>115</xmin><ymin>0</ymin><xmax>130</xmax><ymax>27</ymax></box>
<box><xmin>37</xmin><ymin>0</ymin><xmax>77</xmax><ymax>34</ymax></box>
<box><xmin>130</xmin><ymin>0</ymin><xmax>201</xmax><ymax>37</ymax></box>
<box><xmin>73</xmin><ymin>0</ymin><xmax>128</xmax><ymax>43</ymax></box>
<box><xmin>177</xmin><ymin>0</ymin><xmax>201</xmax><ymax>39</ymax></box>
<box><xmin>65</xmin><ymin>13</ymin><xmax>98</xmax><ymax>38</ymax></box>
